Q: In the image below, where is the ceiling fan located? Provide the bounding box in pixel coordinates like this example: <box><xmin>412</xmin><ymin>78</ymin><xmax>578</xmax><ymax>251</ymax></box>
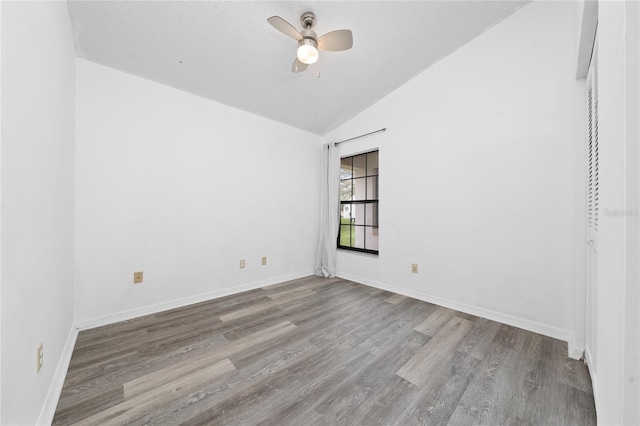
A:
<box><xmin>267</xmin><ymin>12</ymin><xmax>353</xmax><ymax>73</ymax></box>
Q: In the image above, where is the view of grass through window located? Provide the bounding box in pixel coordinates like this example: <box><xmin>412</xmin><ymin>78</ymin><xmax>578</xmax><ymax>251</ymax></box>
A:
<box><xmin>340</xmin><ymin>217</ymin><xmax>356</xmax><ymax>246</ymax></box>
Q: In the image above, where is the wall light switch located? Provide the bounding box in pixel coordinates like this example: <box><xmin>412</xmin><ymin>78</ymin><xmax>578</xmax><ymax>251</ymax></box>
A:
<box><xmin>134</xmin><ymin>271</ymin><xmax>143</xmax><ymax>284</ymax></box>
<box><xmin>261</xmin><ymin>257</ymin><xmax>267</xmax><ymax>266</ymax></box>
<box><xmin>411</xmin><ymin>263</ymin><xmax>418</xmax><ymax>274</ymax></box>
<box><xmin>240</xmin><ymin>260</ymin><xmax>246</xmax><ymax>269</ymax></box>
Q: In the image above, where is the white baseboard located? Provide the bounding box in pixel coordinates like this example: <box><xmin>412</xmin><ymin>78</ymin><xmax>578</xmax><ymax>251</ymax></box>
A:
<box><xmin>337</xmin><ymin>272</ymin><xmax>579</xmax><ymax>358</ymax></box>
<box><xmin>36</xmin><ymin>324</ymin><xmax>79</xmax><ymax>426</ymax></box>
<box><xmin>567</xmin><ymin>335</ymin><xmax>585</xmax><ymax>360</ymax></box>
<box><xmin>75</xmin><ymin>270</ymin><xmax>314</xmax><ymax>331</ymax></box>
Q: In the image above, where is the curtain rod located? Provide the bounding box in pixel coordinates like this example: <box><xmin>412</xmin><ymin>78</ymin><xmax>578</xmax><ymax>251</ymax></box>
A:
<box><xmin>333</xmin><ymin>128</ymin><xmax>386</xmax><ymax>147</ymax></box>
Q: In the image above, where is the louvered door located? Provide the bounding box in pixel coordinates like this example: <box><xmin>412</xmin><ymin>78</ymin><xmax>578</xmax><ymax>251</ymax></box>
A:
<box><xmin>585</xmin><ymin>41</ymin><xmax>599</xmax><ymax>369</ymax></box>
<box><xmin>587</xmin><ymin>54</ymin><xmax>599</xmax><ymax>237</ymax></box>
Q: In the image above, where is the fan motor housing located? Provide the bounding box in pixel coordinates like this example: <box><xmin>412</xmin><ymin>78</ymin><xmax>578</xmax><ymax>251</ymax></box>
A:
<box><xmin>299</xmin><ymin>29</ymin><xmax>318</xmax><ymax>46</ymax></box>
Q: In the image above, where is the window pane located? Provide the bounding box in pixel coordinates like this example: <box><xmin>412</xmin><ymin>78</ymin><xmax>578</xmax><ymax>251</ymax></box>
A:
<box><xmin>366</xmin><ymin>176</ymin><xmax>378</xmax><ymax>200</ymax></box>
<box><xmin>341</xmin><ymin>157</ymin><xmax>352</xmax><ymax>178</ymax></box>
<box><xmin>353</xmin><ymin>154</ymin><xmax>366</xmax><ymax>178</ymax></box>
<box><xmin>365</xmin><ymin>227</ymin><xmax>379</xmax><ymax>251</ymax></box>
<box><xmin>340</xmin><ymin>224</ymin><xmax>353</xmax><ymax>247</ymax></box>
<box><xmin>354</xmin><ymin>204</ymin><xmax>365</xmax><ymax>225</ymax></box>
<box><xmin>340</xmin><ymin>204</ymin><xmax>351</xmax><ymax>221</ymax></box>
<box><xmin>353</xmin><ymin>225</ymin><xmax>365</xmax><ymax>248</ymax></box>
<box><xmin>340</xmin><ymin>179</ymin><xmax>353</xmax><ymax>201</ymax></box>
<box><xmin>365</xmin><ymin>203</ymin><xmax>378</xmax><ymax>226</ymax></box>
<box><xmin>367</xmin><ymin>151</ymin><xmax>379</xmax><ymax>176</ymax></box>
<box><xmin>353</xmin><ymin>177</ymin><xmax>366</xmax><ymax>200</ymax></box>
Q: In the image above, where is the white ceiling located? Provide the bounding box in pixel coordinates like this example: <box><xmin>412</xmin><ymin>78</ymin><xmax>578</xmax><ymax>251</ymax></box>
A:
<box><xmin>68</xmin><ymin>1</ymin><xmax>529</xmax><ymax>135</ymax></box>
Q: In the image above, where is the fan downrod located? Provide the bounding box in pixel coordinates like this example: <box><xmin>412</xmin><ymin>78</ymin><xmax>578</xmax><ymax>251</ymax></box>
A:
<box><xmin>300</xmin><ymin>11</ymin><xmax>315</xmax><ymax>29</ymax></box>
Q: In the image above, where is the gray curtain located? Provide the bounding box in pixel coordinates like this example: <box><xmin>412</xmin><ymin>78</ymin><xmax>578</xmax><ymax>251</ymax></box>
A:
<box><xmin>315</xmin><ymin>143</ymin><xmax>340</xmax><ymax>277</ymax></box>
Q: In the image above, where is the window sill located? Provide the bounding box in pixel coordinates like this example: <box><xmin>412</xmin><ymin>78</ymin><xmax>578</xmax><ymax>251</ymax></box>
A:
<box><xmin>337</xmin><ymin>248</ymin><xmax>379</xmax><ymax>258</ymax></box>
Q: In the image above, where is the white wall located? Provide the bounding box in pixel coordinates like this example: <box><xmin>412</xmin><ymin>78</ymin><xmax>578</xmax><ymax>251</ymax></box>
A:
<box><xmin>75</xmin><ymin>59</ymin><xmax>321</xmax><ymax>324</ymax></box>
<box><xmin>622</xmin><ymin>3</ymin><xmax>640</xmax><ymax>421</ymax></box>
<box><xmin>1</xmin><ymin>3</ymin><xmax>3</xmax><ymax>421</ymax></box>
<box><xmin>624</xmin><ymin>5</ymin><xmax>640</xmax><ymax>423</ymax></box>
<box><xmin>1</xmin><ymin>2</ymin><xmax>76</xmax><ymax>425</ymax></box>
<box><xmin>591</xmin><ymin>1</ymin><xmax>640</xmax><ymax>424</ymax></box>
<box><xmin>327</xmin><ymin>1</ymin><xmax>579</xmax><ymax>349</ymax></box>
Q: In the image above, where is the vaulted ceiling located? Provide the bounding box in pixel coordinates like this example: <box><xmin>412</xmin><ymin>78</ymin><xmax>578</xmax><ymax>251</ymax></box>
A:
<box><xmin>68</xmin><ymin>1</ymin><xmax>529</xmax><ymax>135</ymax></box>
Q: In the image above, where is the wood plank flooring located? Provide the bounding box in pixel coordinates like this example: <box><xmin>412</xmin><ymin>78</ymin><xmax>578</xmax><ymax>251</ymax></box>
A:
<box><xmin>53</xmin><ymin>276</ymin><xmax>596</xmax><ymax>425</ymax></box>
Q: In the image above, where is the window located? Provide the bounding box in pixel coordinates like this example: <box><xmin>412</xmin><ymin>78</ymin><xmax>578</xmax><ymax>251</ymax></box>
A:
<box><xmin>338</xmin><ymin>150</ymin><xmax>379</xmax><ymax>254</ymax></box>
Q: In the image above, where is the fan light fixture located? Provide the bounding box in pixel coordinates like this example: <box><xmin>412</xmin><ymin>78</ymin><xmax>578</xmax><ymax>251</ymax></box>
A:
<box><xmin>268</xmin><ymin>12</ymin><xmax>353</xmax><ymax>73</ymax></box>
<box><xmin>297</xmin><ymin>40</ymin><xmax>319</xmax><ymax>64</ymax></box>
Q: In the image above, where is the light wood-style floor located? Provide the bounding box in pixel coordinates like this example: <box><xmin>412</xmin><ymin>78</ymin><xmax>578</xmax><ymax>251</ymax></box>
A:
<box><xmin>53</xmin><ymin>276</ymin><xmax>596</xmax><ymax>425</ymax></box>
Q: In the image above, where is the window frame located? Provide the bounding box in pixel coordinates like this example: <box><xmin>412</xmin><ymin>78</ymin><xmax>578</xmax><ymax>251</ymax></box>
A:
<box><xmin>337</xmin><ymin>150</ymin><xmax>379</xmax><ymax>255</ymax></box>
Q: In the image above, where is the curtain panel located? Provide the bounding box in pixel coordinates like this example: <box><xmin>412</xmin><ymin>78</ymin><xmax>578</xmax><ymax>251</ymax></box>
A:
<box><xmin>315</xmin><ymin>143</ymin><xmax>340</xmax><ymax>277</ymax></box>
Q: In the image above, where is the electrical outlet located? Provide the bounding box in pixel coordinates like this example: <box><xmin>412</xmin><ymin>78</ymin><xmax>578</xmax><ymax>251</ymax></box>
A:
<box><xmin>134</xmin><ymin>271</ymin><xmax>143</xmax><ymax>284</ymax></box>
<box><xmin>240</xmin><ymin>259</ymin><xmax>246</xmax><ymax>269</ymax></box>
<box><xmin>261</xmin><ymin>256</ymin><xmax>267</xmax><ymax>266</ymax></box>
<box><xmin>36</xmin><ymin>343</ymin><xmax>43</xmax><ymax>373</ymax></box>
<box><xmin>411</xmin><ymin>263</ymin><xmax>418</xmax><ymax>273</ymax></box>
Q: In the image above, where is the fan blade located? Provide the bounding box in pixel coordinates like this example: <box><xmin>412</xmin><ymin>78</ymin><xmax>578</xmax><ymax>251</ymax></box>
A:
<box><xmin>318</xmin><ymin>30</ymin><xmax>353</xmax><ymax>51</ymax></box>
<box><xmin>268</xmin><ymin>16</ymin><xmax>302</xmax><ymax>40</ymax></box>
<box><xmin>292</xmin><ymin>58</ymin><xmax>308</xmax><ymax>73</ymax></box>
